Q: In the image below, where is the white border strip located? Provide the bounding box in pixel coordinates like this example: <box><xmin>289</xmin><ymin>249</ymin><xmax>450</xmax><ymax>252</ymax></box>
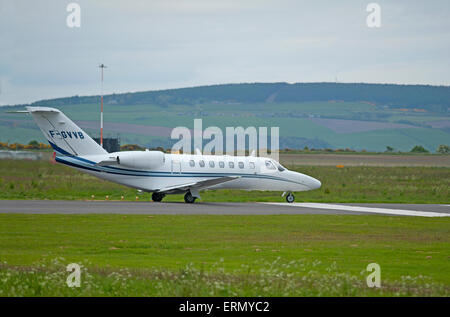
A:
<box><xmin>263</xmin><ymin>203</ymin><xmax>450</xmax><ymax>217</ymax></box>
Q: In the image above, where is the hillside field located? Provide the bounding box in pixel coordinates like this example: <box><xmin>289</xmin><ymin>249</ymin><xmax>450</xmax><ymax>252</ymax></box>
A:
<box><xmin>2</xmin><ymin>82</ymin><xmax>449</xmax><ymax>152</ymax></box>
<box><xmin>1</xmin><ymin>102</ymin><xmax>449</xmax><ymax>152</ymax></box>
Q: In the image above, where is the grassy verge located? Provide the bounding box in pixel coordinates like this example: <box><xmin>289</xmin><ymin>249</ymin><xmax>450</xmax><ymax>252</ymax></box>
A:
<box><xmin>0</xmin><ymin>214</ymin><xmax>449</xmax><ymax>296</ymax></box>
<box><xmin>0</xmin><ymin>160</ymin><xmax>448</xmax><ymax>203</ymax></box>
<box><xmin>279</xmin><ymin>150</ymin><xmax>443</xmax><ymax>155</ymax></box>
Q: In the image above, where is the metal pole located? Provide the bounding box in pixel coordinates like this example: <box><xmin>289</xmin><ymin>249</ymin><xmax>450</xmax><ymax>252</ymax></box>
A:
<box><xmin>99</xmin><ymin>64</ymin><xmax>107</xmax><ymax>147</ymax></box>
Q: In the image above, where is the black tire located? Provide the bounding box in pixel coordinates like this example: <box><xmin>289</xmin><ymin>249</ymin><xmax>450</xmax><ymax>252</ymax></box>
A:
<box><xmin>184</xmin><ymin>191</ymin><xmax>196</xmax><ymax>203</ymax></box>
<box><xmin>286</xmin><ymin>193</ymin><xmax>295</xmax><ymax>203</ymax></box>
<box><xmin>152</xmin><ymin>192</ymin><xmax>165</xmax><ymax>202</ymax></box>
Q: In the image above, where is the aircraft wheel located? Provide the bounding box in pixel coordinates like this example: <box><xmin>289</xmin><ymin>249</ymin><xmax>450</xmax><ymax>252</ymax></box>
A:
<box><xmin>286</xmin><ymin>192</ymin><xmax>295</xmax><ymax>203</ymax></box>
<box><xmin>184</xmin><ymin>191</ymin><xmax>196</xmax><ymax>203</ymax></box>
<box><xmin>152</xmin><ymin>192</ymin><xmax>165</xmax><ymax>202</ymax></box>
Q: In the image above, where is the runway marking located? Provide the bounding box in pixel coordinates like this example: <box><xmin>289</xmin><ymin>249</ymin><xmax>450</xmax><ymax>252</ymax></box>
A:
<box><xmin>263</xmin><ymin>203</ymin><xmax>450</xmax><ymax>217</ymax></box>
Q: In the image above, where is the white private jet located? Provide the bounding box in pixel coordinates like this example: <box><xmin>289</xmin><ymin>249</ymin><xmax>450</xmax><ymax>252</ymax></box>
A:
<box><xmin>22</xmin><ymin>107</ymin><xmax>321</xmax><ymax>203</ymax></box>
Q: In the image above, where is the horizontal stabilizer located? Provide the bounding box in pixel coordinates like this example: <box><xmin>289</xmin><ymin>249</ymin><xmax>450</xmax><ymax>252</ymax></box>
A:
<box><xmin>5</xmin><ymin>110</ymin><xmax>30</xmax><ymax>113</ymax></box>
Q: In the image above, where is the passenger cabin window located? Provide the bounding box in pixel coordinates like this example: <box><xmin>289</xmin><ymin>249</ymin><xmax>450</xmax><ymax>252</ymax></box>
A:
<box><xmin>249</xmin><ymin>162</ymin><xmax>255</xmax><ymax>169</ymax></box>
<box><xmin>238</xmin><ymin>162</ymin><xmax>244</xmax><ymax>169</ymax></box>
<box><xmin>265</xmin><ymin>160</ymin><xmax>276</xmax><ymax>170</ymax></box>
<box><xmin>229</xmin><ymin>162</ymin><xmax>234</xmax><ymax>168</ymax></box>
<box><xmin>209</xmin><ymin>161</ymin><xmax>215</xmax><ymax>168</ymax></box>
<box><xmin>219</xmin><ymin>161</ymin><xmax>225</xmax><ymax>168</ymax></box>
<box><xmin>199</xmin><ymin>160</ymin><xmax>205</xmax><ymax>167</ymax></box>
<box><xmin>189</xmin><ymin>160</ymin><xmax>195</xmax><ymax>167</ymax></box>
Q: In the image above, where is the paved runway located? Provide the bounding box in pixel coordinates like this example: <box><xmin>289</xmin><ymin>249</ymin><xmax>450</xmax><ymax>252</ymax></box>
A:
<box><xmin>0</xmin><ymin>200</ymin><xmax>449</xmax><ymax>217</ymax></box>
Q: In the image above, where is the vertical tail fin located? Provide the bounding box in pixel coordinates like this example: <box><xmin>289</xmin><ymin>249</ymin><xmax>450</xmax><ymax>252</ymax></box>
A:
<box><xmin>26</xmin><ymin>106</ymin><xmax>107</xmax><ymax>156</ymax></box>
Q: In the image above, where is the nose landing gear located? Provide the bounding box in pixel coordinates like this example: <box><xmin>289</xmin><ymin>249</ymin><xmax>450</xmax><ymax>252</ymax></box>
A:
<box><xmin>285</xmin><ymin>192</ymin><xmax>295</xmax><ymax>203</ymax></box>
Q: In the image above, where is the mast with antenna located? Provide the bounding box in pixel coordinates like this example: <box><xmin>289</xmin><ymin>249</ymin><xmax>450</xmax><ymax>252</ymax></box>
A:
<box><xmin>0</xmin><ymin>78</ymin><xmax>3</xmax><ymax>106</ymax></box>
<box><xmin>99</xmin><ymin>63</ymin><xmax>107</xmax><ymax>147</ymax></box>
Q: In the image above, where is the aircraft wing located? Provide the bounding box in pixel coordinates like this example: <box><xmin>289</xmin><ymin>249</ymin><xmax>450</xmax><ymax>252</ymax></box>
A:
<box><xmin>156</xmin><ymin>176</ymin><xmax>240</xmax><ymax>195</ymax></box>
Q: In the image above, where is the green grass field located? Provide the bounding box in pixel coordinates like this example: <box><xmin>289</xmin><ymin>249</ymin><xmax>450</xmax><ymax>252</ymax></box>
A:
<box><xmin>0</xmin><ymin>159</ymin><xmax>448</xmax><ymax>296</ymax></box>
<box><xmin>0</xmin><ymin>159</ymin><xmax>448</xmax><ymax>203</ymax></box>
<box><xmin>0</xmin><ymin>214</ymin><xmax>449</xmax><ymax>296</ymax></box>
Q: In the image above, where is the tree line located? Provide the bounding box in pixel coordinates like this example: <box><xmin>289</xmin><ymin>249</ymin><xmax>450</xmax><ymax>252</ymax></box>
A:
<box><xmin>12</xmin><ymin>83</ymin><xmax>450</xmax><ymax>112</ymax></box>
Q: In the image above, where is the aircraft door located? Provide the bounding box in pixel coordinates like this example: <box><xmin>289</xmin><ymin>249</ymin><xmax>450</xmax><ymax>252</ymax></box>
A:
<box><xmin>248</xmin><ymin>159</ymin><xmax>258</xmax><ymax>174</ymax></box>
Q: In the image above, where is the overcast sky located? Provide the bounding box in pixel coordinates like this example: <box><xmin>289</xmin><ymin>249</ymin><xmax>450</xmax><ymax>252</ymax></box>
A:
<box><xmin>1</xmin><ymin>0</ymin><xmax>450</xmax><ymax>105</ymax></box>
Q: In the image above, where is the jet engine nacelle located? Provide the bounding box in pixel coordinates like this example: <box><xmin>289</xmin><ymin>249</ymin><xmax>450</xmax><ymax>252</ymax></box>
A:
<box><xmin>117</xmin><ymin>151</ymin><xmax>165</xmax><ymax>170</ymax></box>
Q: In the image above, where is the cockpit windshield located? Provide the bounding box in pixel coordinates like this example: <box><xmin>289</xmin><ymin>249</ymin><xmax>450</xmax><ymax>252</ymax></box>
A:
<box><xmin>276</xmin><ymin>162</ymin><xmax>285</xmax><ymax>172</ymax></box>
<box><xmin>265</xmin><ymin>160</ymin><xmax>285</xmax><ymax>172</ymax></box>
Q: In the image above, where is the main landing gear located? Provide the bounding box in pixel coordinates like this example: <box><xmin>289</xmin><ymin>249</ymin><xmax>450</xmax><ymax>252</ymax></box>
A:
<box><xmin>152</xmin><ymin>191</ymin><xmax>197</xmax><ymax>203</ymax></box>
<box><xmin>285</xmin><ymin>192</ymin><xmax>295</xmax><ymax>203</ymax></box>
<box><xmin>152</xmin><ymin>192</ymin><xmax>165</xmax><ymax>202</ymax></box>
<box><xmin>184</xmin><ymin>191</ymin><xmax>197</xmax><ymax>204</ymax></box>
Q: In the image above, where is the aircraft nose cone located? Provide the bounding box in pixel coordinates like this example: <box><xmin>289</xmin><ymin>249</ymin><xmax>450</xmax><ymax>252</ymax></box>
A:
<box><xmin>308</xmin><ymin>177</ymin><xmax>321</xmax><ymax>190</ymax></box>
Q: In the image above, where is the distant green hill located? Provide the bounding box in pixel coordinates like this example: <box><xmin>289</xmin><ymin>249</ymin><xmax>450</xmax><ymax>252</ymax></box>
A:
<box><xmin>8</xmin><ymin>82</ymin><xmax>450</xmax><ymax>111</ymax></box>
<box><xmin>2</xmin><ymin>82</ymin><xmax>449</xmax><ymax>152</ymax></box>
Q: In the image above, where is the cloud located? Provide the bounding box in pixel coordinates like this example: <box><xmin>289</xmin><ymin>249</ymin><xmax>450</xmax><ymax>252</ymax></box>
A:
<box><xmin>1</xmin><ymin>0</ymin><xmax>450</xmax><ymax>105</ymax></box>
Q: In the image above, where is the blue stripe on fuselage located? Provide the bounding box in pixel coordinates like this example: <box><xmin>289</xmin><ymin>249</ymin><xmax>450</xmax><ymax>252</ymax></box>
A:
<box><xmin>55</xmin><ymin>155</ymin><xmax>305</xmax><ymax>186</ymax></box>
<box><xmin>50</xmin><ymin>141</ymin><xmax>304</xmax><ymax>185</ymax></box>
